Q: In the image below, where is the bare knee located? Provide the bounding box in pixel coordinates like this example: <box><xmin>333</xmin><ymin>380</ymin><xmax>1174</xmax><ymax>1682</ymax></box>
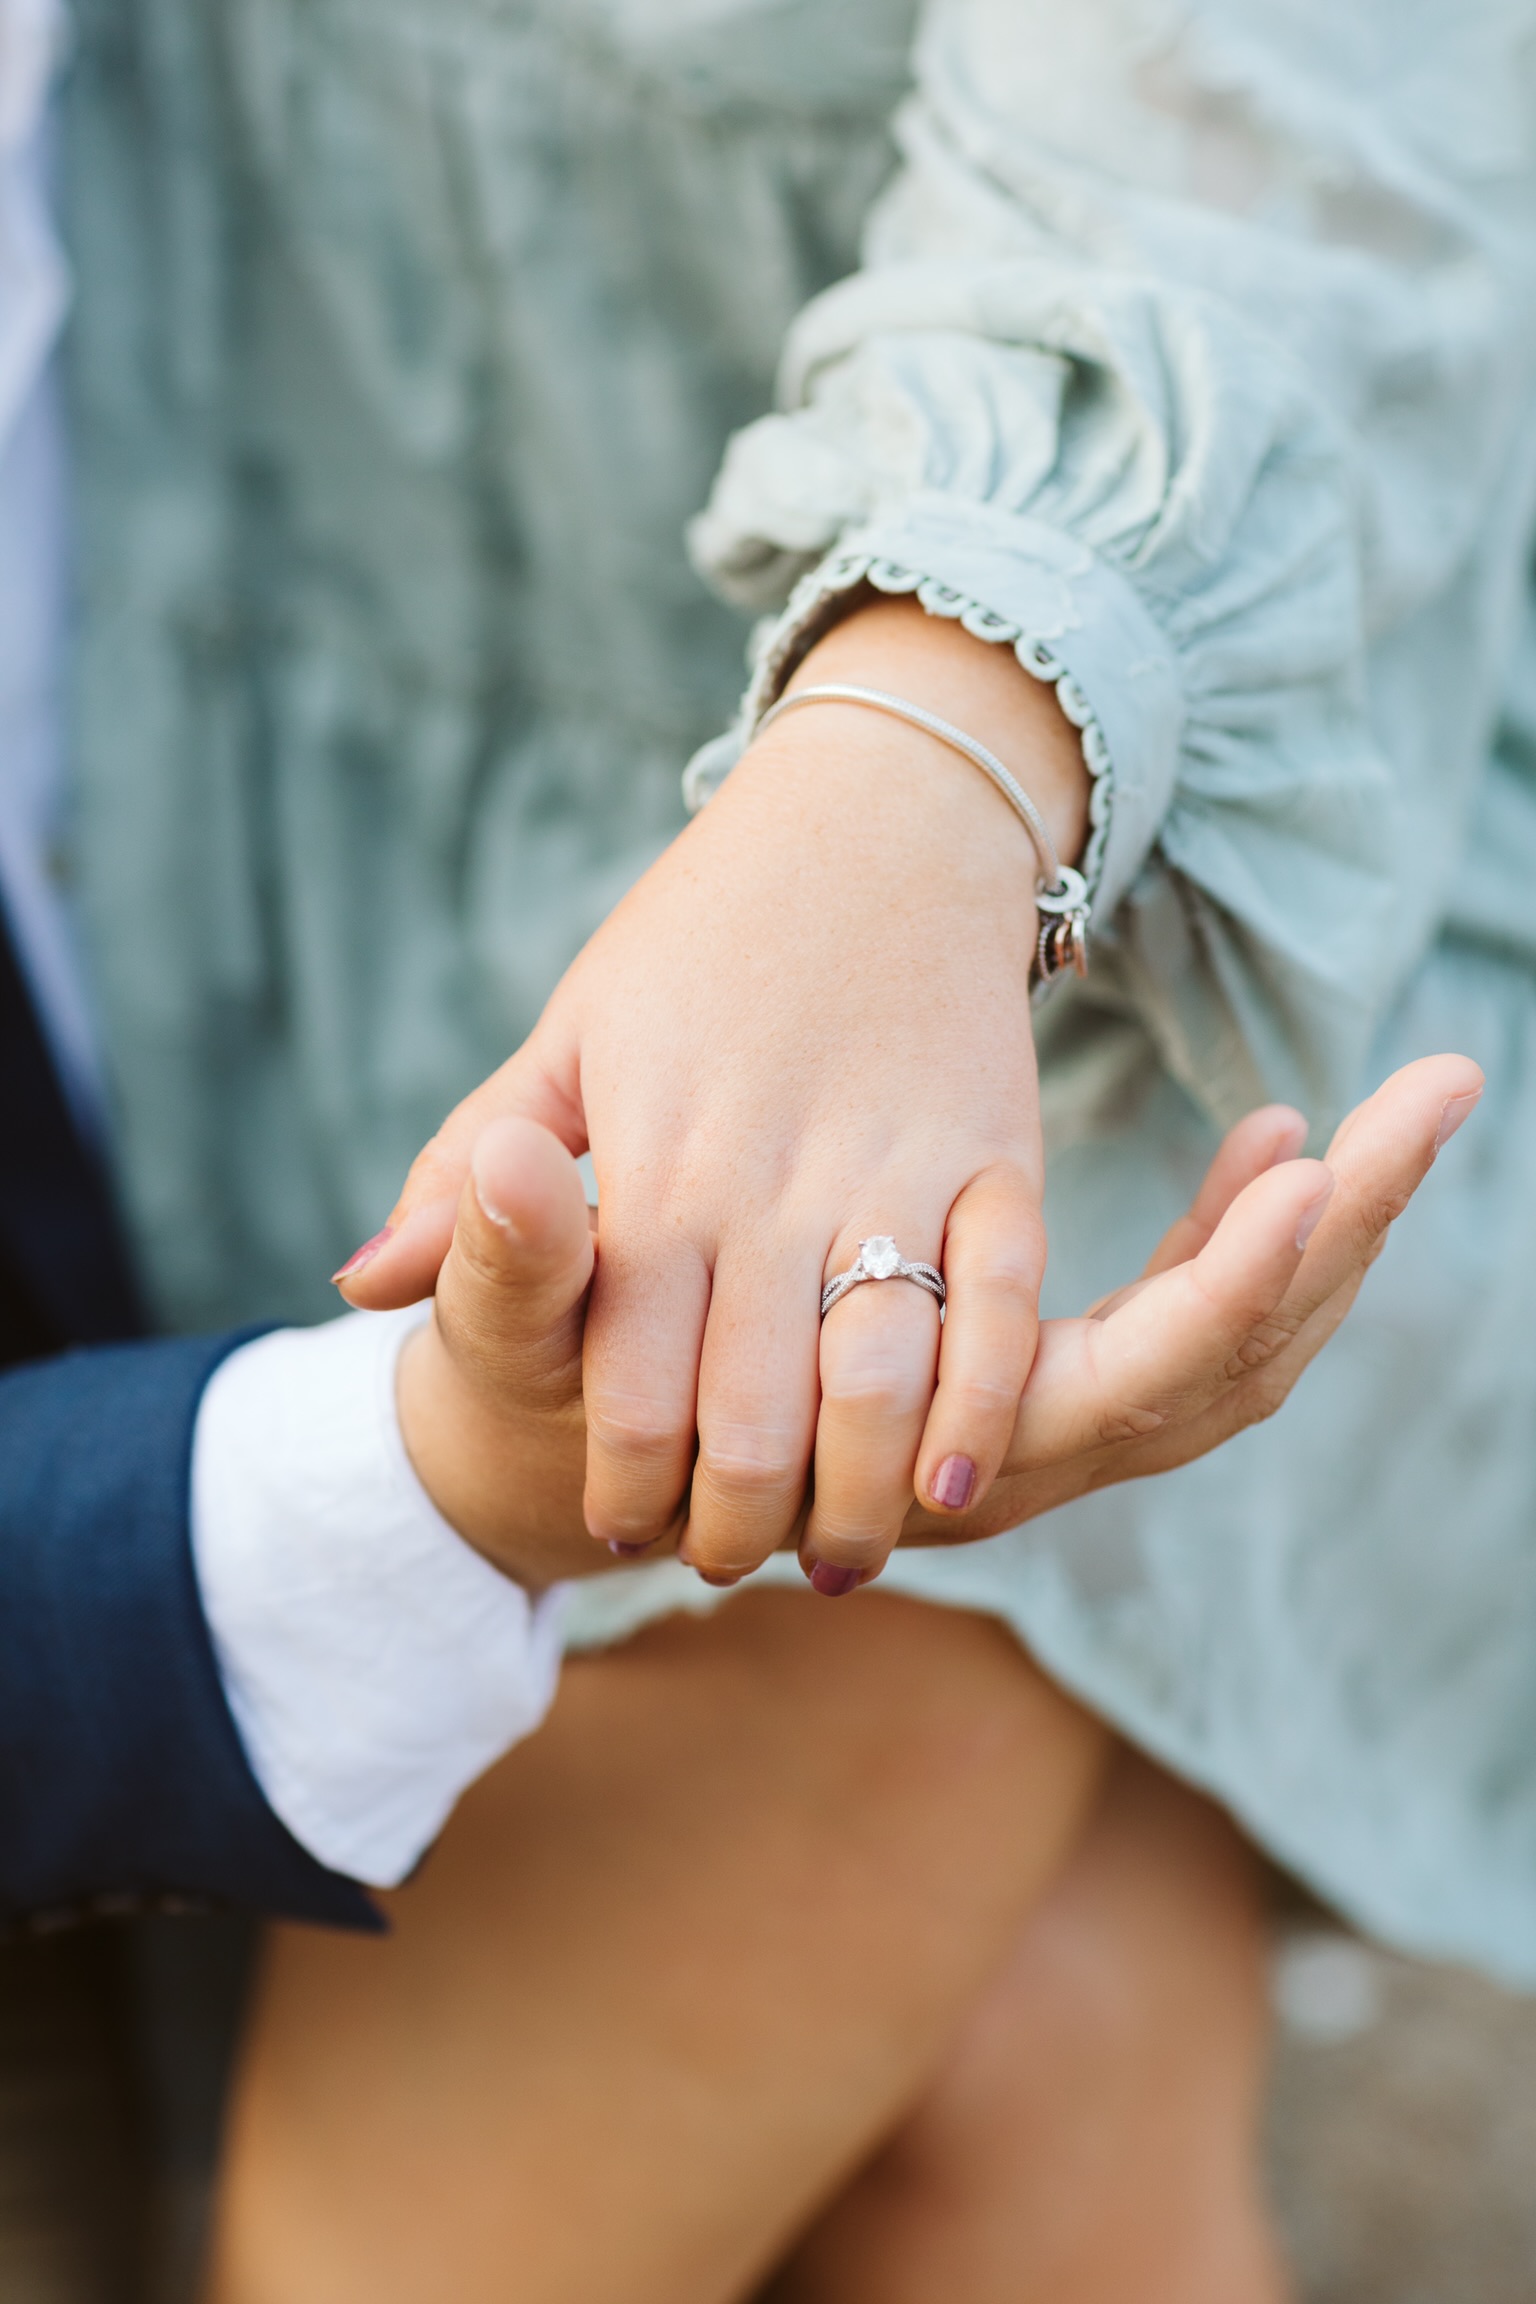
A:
<box><xmin>666</xmin><ymin>1588</ymin><xmax>1109</xmax><ymax>1846</ymax></box>
<box><xmin>209</xmin><ymin>1591</ymin><xmax>1114</xmax><ymax>2304</ymax></box>
<box><xmin>548</xmin><ymin>1587</ymin><xmax>1114</xmax><ymax>2005</ymax></box>
<box><xmin>767</xmin><ymin>1756</ymin><xmax>1288</xmax><ymax>2304</ymax></box>
<box><xmin>895</xmin><ymin>1754</ymin><xmax>1274</xmax><ymax>2178</ymax></box>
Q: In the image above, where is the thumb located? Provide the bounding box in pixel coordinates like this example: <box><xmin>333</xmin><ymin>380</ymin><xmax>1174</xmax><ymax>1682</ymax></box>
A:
<box><xmin>432</xmin><ymin>1117</ymin><xmax>595</xmax><ymax>1394</ymax></box>
<box><xmin>335</xmin><ymin>1026</ymin><xmax>585</xmax><ymax>1310</ymax></box>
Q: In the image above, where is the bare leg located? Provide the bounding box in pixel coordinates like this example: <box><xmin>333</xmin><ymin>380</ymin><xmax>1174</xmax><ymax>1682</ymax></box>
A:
<box><xmin>765</xmin><ymin>1752</ymin><xmax>1289</xmax><ymax>2304</ymax></box>
<box><xmin>204</xmin><ymin>1591</ymin><xmax>1107</xmax><ymax>2304</ymax></box>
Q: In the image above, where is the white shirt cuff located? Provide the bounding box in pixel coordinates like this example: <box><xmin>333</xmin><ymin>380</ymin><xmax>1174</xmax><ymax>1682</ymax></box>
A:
<box><xmin>190</xmin><ymin>1308</ymin><xmax>567</xmax><ymax>1889</ymax></box>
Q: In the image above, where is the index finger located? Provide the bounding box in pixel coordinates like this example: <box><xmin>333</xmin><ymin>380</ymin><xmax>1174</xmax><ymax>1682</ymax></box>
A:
<box><xmin>1007</xmin><ymin>1052</ymin><xmax>1483</xmax><ymax>1477</ymax></box>
<box><xmin>1006</xmin><ymin>1157</ymin><xmax>1336</xmax><ymax>1472</ymax></box>
<box><xmin>1267</xmin><ymin>1054</ymin><xmax>1483</xmax><ymax>1322</ymax></box>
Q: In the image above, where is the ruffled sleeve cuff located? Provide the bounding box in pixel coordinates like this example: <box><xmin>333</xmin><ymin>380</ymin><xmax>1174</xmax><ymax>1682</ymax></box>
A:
<box><xmin>686</xmin><ymin>263</ymin><xmax>1402</xmax><ymax>1126</ymax></box>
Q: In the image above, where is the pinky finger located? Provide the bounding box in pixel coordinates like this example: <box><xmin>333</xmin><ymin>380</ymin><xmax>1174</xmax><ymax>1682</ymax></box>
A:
<box><xmin>914</xmin><ymin>1166</ymin><xmax>1046</xmax><ymax>1518</ymax></box>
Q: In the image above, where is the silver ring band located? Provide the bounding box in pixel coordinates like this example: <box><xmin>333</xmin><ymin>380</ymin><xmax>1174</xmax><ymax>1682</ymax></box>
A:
<box><xmin>821</xmin><ymin>1235</ymin><xmax>946</xmax><ymax>1322</ymax></box>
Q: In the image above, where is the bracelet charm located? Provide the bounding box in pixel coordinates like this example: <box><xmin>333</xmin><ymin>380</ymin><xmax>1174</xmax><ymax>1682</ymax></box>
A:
<box><xmin>1035</xmin><ymin>866</ymin><xmax>1090</xmax><ymax>982</ymax></box>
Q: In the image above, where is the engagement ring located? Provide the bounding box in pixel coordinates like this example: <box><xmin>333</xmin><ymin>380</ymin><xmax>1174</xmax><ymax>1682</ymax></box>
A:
<box><xmin>820</xmin><ymin>1236</ymin><xmax>946</xmax><ymax>1321</ymax></box>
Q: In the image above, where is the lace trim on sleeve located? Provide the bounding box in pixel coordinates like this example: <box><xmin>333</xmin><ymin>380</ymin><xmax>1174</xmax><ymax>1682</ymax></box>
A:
<box><xmin>683</xmin><ymin>546</ymin><xmax>1115</xmax><ymax>905</ymax></box>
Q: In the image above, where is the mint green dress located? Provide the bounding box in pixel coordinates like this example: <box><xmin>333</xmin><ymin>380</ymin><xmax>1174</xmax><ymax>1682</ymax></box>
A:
<box><xmin>64</xmin><ymin>0</ymin><xmax>1536</xmax><ymax>1981</ymax></box>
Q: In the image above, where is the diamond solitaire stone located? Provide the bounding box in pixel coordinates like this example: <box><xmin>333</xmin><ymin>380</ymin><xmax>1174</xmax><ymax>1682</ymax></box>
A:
<box><xmin>861</xmin><ymin>1235</ymin><xmax>902</xmax><ymax>1279</ymax></box>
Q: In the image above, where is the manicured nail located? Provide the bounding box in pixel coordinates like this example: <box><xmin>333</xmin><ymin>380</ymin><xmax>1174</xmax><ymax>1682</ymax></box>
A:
<box><xmin>607</xmin><ymin>1539</ymin><xmax>653</xmax><ymax>1559</ymax></box>
<box><xmin>1434</xmin><ymin>1089</ymin><xmax>1482</xmax><ymax>1153</ymax></box>
<box><xmin>806</xmin><ymin>1560</ymin><xmax>862</xmax><ymax>1599</ymax></box>
<box><xmin>1294</xmin><ymin>1177</ymin><xmax>1335</xmax><ymax>1252</ymax></box>
<box><xmin>930</xmin><ymin>1454</ymin><xmax>977</xmax><ymax>1511</ymax></box>
<box><xmin>697</xmin><ymin>1570</ymin><xmax>744</xmax><ymax>1589</ymax></box>
<box><xmin>332</xmin><ymin>1225</ymin><xmax>393</xmax><ymax>1283</ymax></box>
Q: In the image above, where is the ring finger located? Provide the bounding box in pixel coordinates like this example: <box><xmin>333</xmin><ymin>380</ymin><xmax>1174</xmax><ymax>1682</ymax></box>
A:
<box><xmin>801</xmin><ymin>1217</ymin><xmax>944</xmax><ymax>1596</ymax></box>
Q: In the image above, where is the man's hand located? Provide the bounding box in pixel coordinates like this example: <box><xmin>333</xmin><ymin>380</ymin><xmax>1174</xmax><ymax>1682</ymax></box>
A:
<box><xmin>395</xmin><ymin>1118</ymin><xmax>681</xmax><ymax>1588</ymax></box>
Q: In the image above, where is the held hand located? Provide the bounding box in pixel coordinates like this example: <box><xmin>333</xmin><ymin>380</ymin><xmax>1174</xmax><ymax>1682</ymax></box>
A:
<box><xmin>389</xmin><ymin>1059</ymin><xmax>1479</xmax><ymax>1589</ymax></box>
<box><xmin>898</xmin><ymin>1053</ymin><xmax>1485</xmax><ymax>1550</ymax></box>
<box><xmin>395</xmin><ymin>1118</ymin><xmax>681</xmax><ymax>1588</ymax></box>
<box><xmin>346</xmin><ymin>600</ymin><xmax>1090</xmax><ymax>1597</ymax></box>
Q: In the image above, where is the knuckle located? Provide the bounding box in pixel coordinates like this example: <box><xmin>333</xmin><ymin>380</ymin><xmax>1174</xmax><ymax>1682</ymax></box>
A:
<box><xmin>970</xmin><ymin>1157</ymin><xmax>1044</xmax><ymax>1210</ymax></box>
<box><xmin>1221</xmin><ymin>1309</ymin><xmax>1304</xmax><ymax>1377</ymax></box>
<box><xmin>1230</xmin><ymin>1373</ymin><xmax>1287</xmax><ymax>1431</ymax></box>
<box><xmin>1093</xmin><ymin>1400</ymin><xmax>1167</xmax><ymax>1445</ymax></box>
<box><xmin>947</xmin><ymin>1191</ymin><xmax>1046</xmax><ymax>1284</ymax></box>
<box><xmin>940</xmin><ymin>1374</ymin><xmax>1025</xmax><ymax>1436</ymax></box>
<box><xmin>962</xmin><ymin>1216</ymin><xmax>1045</xmax><ymax>1290</ymax></box>
<box><xmin>1350</xmin><ymin>1185</ymin><xmax>1413</xmax><ymax>1246</ymax></box>
<box><xmin>1354</xmin><ymin>1207</ymin><xmax>1401</xmax><ymax>1266</ymax></box>
<box><xmin>441</xmin><ymin>1296</ymin><xmax>581</xmax><ymax>1404</ymax></box>
<box><xmin>953</xmin><ymin>1247</ymin><xmax>1043</xmax><ymax>1301</ymax></box>
<box><xmin>821</xmin><ymin>1359</ymin><xmax>931</xmax><ymax>1423</ymax></box>
<box><xmin>695</xmin><ymin>1439</ymin><xmax>802</xmax><ymax>1512</ymax></box>
<box><xmin>586</xmin><ymin>1395</ymin><xmax>690</xmax><ymax>1471</ymax></box>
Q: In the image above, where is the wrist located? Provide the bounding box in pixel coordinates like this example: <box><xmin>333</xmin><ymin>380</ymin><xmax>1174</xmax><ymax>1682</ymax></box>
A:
<box><xmin>785</xmin><ymin>596</ymin><xmax>1091</xmax><ymax>867</ymax></box>
<box><xmin>703</xmin><ymin>598</ymin><xmax>1084</xmax><ymax>994</ymax></box>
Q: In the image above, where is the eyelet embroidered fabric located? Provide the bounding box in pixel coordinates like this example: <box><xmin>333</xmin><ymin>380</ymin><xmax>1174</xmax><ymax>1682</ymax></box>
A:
<box><xmin>682</xmin><ymin>545</ymin><xmax>1116</xmax><ymax>914</ymax></box>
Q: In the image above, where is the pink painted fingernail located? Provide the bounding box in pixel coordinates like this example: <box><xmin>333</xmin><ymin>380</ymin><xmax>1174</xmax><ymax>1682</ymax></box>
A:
<box><xmin>930</xmin><ymin>1454</ymin><xmax>977</xmax><ymax>1511</ymax></box>
<box><xmin>806</xmin><ymin>1560</ymin><xmax>862</xmax><ymax>1599</ymax></box>
<box><xmin>1294</xmin><ymin>1178</ymin><xmax>1334</xmax><ymax>1252</ymax></box>
<box><xmin>332</xmin><ymin>1225</ymin><xmax>393</xmax><ymax>1283</ymax></box>
<box><xmin>607</xmin><ymin>1539</ymin><xmax>653</xmax><ymax>1559</ymax></box>
<box><xmin>1434</xmin><ymin>1089</ymin><xmax>1482</xmax><ymax>1153</ymax></box>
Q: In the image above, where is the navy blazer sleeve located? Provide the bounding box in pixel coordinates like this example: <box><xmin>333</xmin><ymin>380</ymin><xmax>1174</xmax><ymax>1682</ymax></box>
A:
<box><xmin>0</xmin><ymin>1333</ymin><xmax>380</xmax><ymax>1934</ymax></box>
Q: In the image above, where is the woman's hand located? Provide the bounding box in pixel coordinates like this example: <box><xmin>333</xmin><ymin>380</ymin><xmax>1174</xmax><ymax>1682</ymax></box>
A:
<box><xmin>900</xmin><ymin>1053</ymin><xmax>1484</xmax><ymax>1549</ymax></box>
<box><xmin>346</xmin><ymin>599</ymin><xmax>1090</xmax><ymax>1596</ymax></box>
<box><xmin>392</xmin><ymin>1055</ymin><xmax>1480</xmax><ymax>1591</ymax></box>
